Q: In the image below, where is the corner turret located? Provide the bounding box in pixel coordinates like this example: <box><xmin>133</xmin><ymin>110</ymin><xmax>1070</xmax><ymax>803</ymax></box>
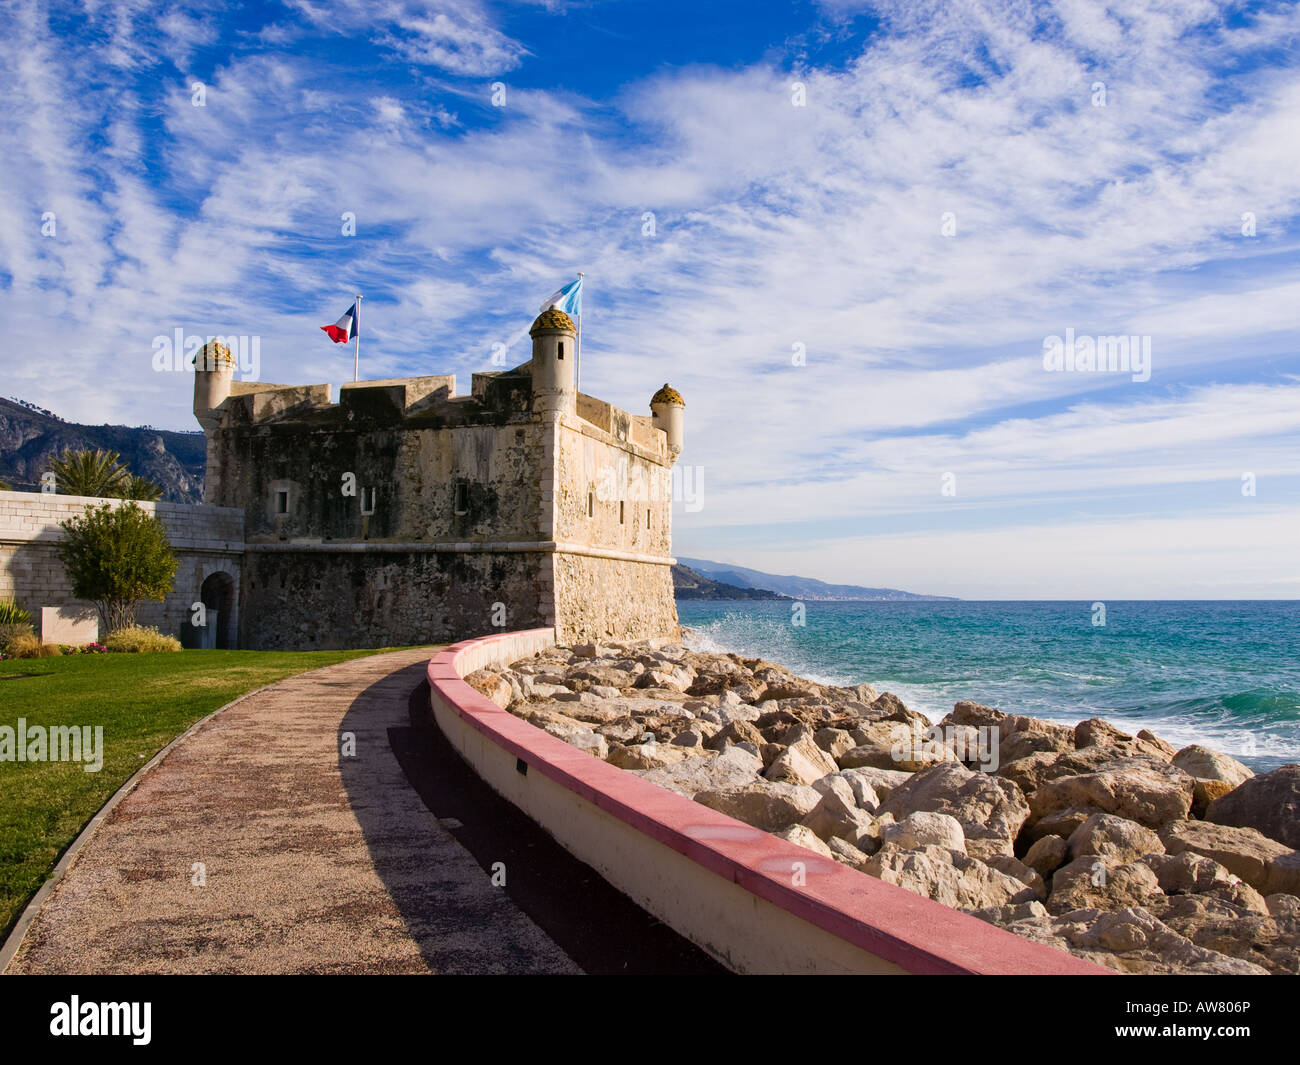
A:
<box><xmin>529</xmin><ymin>309</ymin><xmax>577</xmax><ymax>415</ymax></box>
<box><xmin>193</xmin><ymin>339</ymin><xmax>235</xmax><ymax>503</ymax></box>
<box><xmin>650</xmin><ymin>382</ymin><xmax>684</xmax><ymax>458</ymax></box>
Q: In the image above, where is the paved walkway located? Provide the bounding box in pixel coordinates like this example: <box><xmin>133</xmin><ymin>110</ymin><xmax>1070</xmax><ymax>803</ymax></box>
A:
<box><xmin>5</xmin><ymin>649</ymin><xmax>582</xmax><ymax>974</ymax></box>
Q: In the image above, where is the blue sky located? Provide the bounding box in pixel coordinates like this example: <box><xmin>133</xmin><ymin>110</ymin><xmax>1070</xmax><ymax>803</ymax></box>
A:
<box><xmin>2</xmin><ymin>0</ymin><xmax>1298</xmax><ymax>599</ymax></box>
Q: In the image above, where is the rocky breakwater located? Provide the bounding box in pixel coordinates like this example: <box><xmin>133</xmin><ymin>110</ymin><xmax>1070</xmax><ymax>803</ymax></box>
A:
<box><xmin>464</xmin><ymin>639</ymin><xmax>1300</xmax><ymax>974</ymax></box>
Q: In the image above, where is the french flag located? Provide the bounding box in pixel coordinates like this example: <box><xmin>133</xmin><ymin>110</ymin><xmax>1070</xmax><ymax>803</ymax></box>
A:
<box><xmin>320</xmin><ymin>300</ymin><xmax>358</xmax><ymax>344</ymax></box>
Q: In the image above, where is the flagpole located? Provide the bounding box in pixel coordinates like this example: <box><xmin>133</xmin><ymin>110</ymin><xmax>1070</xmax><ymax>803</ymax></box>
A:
<box><xmin>575</xmin><ymin>272</ymin><xmax>583</xmax><ymax>393</ymax></box>
<box><xmin>353</xmin><ymin>293</ymin><xmax>363</xmax><ymax>382</ymax></box>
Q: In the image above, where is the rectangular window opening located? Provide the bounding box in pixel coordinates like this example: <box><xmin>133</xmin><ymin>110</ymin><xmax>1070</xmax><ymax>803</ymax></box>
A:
<box><xmin>558</xmin><ymin>342</ymin><xmax>565</xmax><ymax>360</ymax></box>
<box><xmin>619</xmin><ymin>500</ymin><xmax>625</xmax><ymax>524</ymax></box>
<box><xmin>275</xmin><ymin>490</ymin><xmax>288</xmax><ymax>515</ymax></box>
<box><xmin>587</xmin><ymin>492</ymin><xmax>593</xmax><ymax>518</ymax></box>
<box><xmin>454</xmin><ymin>482</ymin><xmax>469</xmax><ymax>516</ymax></box>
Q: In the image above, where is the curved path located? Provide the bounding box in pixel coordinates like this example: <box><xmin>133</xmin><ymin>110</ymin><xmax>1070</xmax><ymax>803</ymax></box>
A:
<box><xmin>4</xmin><ymin>649</ymin><xmax>721</xmax><ymax>975</ymax></box>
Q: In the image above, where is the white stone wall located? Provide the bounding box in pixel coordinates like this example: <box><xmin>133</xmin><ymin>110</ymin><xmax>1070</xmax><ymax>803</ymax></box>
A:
<box><xmin>0</xmin><ymin>491</ymin><xmax>244</xmax><ymax>641</ymax></box>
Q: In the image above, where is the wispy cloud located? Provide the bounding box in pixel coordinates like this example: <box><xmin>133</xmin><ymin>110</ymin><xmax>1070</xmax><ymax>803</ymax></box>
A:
<box><xmin>1</xmin><ymin>0</ymin><xmax>1297</xmax><ymax>596</ymax></box>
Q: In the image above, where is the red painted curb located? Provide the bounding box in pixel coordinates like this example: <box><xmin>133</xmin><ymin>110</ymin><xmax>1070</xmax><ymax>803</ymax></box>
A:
<box><xmin>429</xmin><ymin>630</ymin><xmax>1112</xmax><ymax>975</ymax></box>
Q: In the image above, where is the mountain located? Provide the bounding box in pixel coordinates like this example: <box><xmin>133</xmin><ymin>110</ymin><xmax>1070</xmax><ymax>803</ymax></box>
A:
<box><xmin>672</xmin><ymin>564</ymin><xmax>785</xmax><ymax>600</ymax></box>
<box><xmin>0</xmin><ymin>397</ymin><xmax>205</xmax><ymax>502</ymax></box>
<box><xmin>676</xmin><ymin>557</ymin><xmax>956</xmax><ymax>601</ymax></box>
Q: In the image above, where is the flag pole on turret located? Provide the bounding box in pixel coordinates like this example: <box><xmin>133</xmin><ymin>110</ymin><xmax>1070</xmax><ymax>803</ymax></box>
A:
<box><xmin>354</xmin><ymin>294</ymin><xmax>363</xmax><ymax>382</ymax></box>
<box><xmin>576</xmin><ymin>272</ymin><xmax>584</xmax><ymax>393</ymax></box>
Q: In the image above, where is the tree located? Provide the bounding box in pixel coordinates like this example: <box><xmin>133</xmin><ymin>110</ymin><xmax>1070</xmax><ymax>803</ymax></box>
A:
<box><xmin>50</xmin><ymin>448</ymin><xmax>129</xmax><ymax>497</ymax></box>
<box><xmin>56</xmin><ymin>502</ymin><xmax>178</xmax><ymax>633</ymax></box>
<box><xmin>119</xmin><ymin>474</ymin><xmax>164</xmax><ymax>501</ymax></box>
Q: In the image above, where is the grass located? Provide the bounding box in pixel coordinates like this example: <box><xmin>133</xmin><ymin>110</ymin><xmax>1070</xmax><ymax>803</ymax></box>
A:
<box><xmin>0</xmin><ymin>647</ymin><xmax>405</xmax><ymax>941</ymax></box>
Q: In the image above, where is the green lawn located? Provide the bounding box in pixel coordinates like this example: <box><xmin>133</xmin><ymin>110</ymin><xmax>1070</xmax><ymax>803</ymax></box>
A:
<box><xmin>0</xmin><ymin>648</ymin><xmax>402</xmax><ymax>941</ymax></box>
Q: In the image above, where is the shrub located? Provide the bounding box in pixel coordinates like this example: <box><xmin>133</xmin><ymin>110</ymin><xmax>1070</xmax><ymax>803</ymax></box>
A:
<box><xmin>0</xmin><ymin>597</ymin><xmax>31</xmax><ymax>626</ymax></box>
<box><xmin>0</xmin><ymin>622</ymin><xmax>37</xmax><ymax>655</ymax></box>
<box><xmin>56</xmin><ymin>502</ymin><xmax>178</xmax><ymax>633</ymax></box>
<box><xmin>4</xmin><ymin>633</ymin><xmax>62</xmax><ymax>658</ymax></box>
<box><xmin>104</xmin><ymin>625</ymin><xmax>182</xmax><ymax>653</ymax></box>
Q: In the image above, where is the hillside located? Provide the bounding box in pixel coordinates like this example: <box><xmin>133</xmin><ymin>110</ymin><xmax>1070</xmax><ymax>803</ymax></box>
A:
<box><xmin>0</xmin><ymin>397</ymin><xmax>205</xmax><ymax>502</ymax></box>
<box><xmin>676</xmin><ymin>557</ymin><xmax>955</xmax><ymax>601</ymax></box>
<box><xmin>672</xmin><ymin>564</ymin><xmax>785</xmax><ymax>600</ymax></box>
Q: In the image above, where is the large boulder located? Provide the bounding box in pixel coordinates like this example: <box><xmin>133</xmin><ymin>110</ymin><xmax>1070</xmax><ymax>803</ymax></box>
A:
<box><xmin>1028</xmin><ymin>758</ymin><xmax>1194</xmax><ymax>829</ymax></box>
<box><xmin>999</xmin><ymin>715</ymin><xmax>1076</xmax><ymax>763</ymax></box>
<box><xmin>1047</xmin><ymin>856</ymin><xmax>1164</xmax><ymax>915</ymax></box>
<box><xmin>773</xmin><ymin>823</ymin><xmax>837</xmax><ymax>859</ymax></box>
<box><xmin>1172</xmin><ymin>745</ymin><xmax>1254</xmax><ymax>814</ymax></box>
<box><xmin>1023</xmin><ymin>834</ymin><xmax>1069</xmax><ymax>878</ymax></box>
<box><xmin>1149</xmin><ymin>894</ymin><xmax>1300</xmax><ymax>975</ymax></box>
<box><xmin>522</xmin><ymin>707</ymin><xmax>610</xmax><ymax>758</ymax></box>
<box><xmin>635</xmin><ymin>665</ymin><xmax>694</xmax><ymax>693</ymax></box>
<box><xmin>1206</xmin><ymin>764</ymin><xmax>1300</xmax><ymax>849</ymax></box>
<box><xmin>837</xmin><ymin>766</ymin><xmax>910</xmax><ymax>806</ymax></box>
<box><xmin>1159</xmin><ymin>819</ymin><xmax>1297</xmax><ymax>895</ymax></box>
<box><xmin>694</xmin><ymin>780</ymin><xmax>823</xmax><ymax>832</ymax></box>
<box><xmin>940</xmin><ymin>700</ymin><xmax>1008</xmax><ymax>731</ymax></box>
<box><xmin>1053</xmin><ymin>905</ymin><xmax>1271</xmax><ymax>974</ymax></box>
<box><xmin>801</xmin><ymin>776</ymin><xmax>877</xmax><ymax>846</ymax></box>
<box><xmin>1140</xmin><ymin>853</ymin><xmax>1269</xmax><ymax>912</ymax></box>
<box><xmin>879</xmin><ymin>762</ymin><xmax>1030</xmax><ymax>859</ymax></box>
<box><xmin>632</xmin><ymin>746</ymin><xmax>762</xmax><ymax>797</ymax></box>
<box><xmin>464</xmin><ymin>668</ymin><xmax>513</xmax><ymax>707</ymax></box>
<box><xmin>813</xmin><ymin>727</ymin><xmax>857</xmax><ymax>761</ymax></box>
<box><xmin>605</xmin><ymin>742</ymin><xmax>694</xmax><ymax>771</ymax></box>
<box><xmin>864</xmin><ymin>843</ymin><xmax>1038</xmax><ymax>911</ymax></box>
<box><xmin>1074</xmin><ymin>718</ymin><xmax>1174</xmax><ymax>762</ymax></box>
<box><xmin>568</xmin><ymin>664</ymin><xmax>639</xmax><ymax>690</ymax></box>
<box><xmin>995</xmin><ymin>745</ymin><xmax>1126</xmax><ymax>795</ymax></box>
<box><xmin>1067</xmin><ymin>813</ymin><xmax>1165</xmax><ymax>865</ymax></box>
<box><xmin>984</xmin><ymin>853</ymin><xmax>1047</xmax><ymax>900</ymax></box>
<box><xmin>703</xmin><ymin>719</ymin><xmax>765</xmax><ymax>752</ymax></box>
<box><xmin>839</xmin><ymin>721</ymin><xmax>956</xmax><ymax>773</ymax></box>
<box><xmin>764</xmin><ymin>732</ymin><xmax>839</xmax><ymax>786</ymax></box>
<box><xmin>881</xmin><ymin>811</ymin><xmax>967</xmax><ymax>853</ymax></box>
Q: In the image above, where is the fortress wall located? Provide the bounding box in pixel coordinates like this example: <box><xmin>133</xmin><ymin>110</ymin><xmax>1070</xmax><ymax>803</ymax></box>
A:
<box><xmin>213</xmin><ymin>418</ymin><xmax>547</xmax><ymax>545</ymax></box>
<box><xmin>553</xmin><ymin>417</ymin><xmax>673</xmax><ymax>558</ymax></box>
<box><xmin>0</xmin><ymin>491</ymin><xmax>243</xmax><ymax>640</ymax></box>
<box><xmin>551</xmin><ymin>551</ymin><xmax>678</xmax><ymax>644</ymax></box>
<box><xmin>238</xmin><ymin>547</ymin><xmax>547</xmax><ymax>650</ymax></box>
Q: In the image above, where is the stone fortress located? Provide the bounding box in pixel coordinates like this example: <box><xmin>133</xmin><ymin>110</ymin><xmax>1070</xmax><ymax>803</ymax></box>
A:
<box><xmin>188</xmin><ymin>308</ymin><xmax>686</xmax><ymax>649</ymax></box>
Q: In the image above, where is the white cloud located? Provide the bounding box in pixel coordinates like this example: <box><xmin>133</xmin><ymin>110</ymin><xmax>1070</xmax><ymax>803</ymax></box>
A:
<box><xmin>1</xmin><ymin>0</ymin><xmax>1298</xmax><ymax>595</ymax></box>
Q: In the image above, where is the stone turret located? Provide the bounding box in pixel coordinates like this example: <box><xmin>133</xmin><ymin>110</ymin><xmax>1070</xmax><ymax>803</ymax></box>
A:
<box><xmin>650</xmin><ymin>383</ymin><xmax>684</xmax><ymax>458</ymax></box>
<box><xmin>529</xmin><ymin>308</ymin><xmax>577</xmax><ymax>415</ymax></box>
<box><xmin>193</xmin><ymin>339</ymin><xmax>235</xmax><ymax>433</ymax></box>
<box><xmin>192</xmin><ymin>340</ymin><xmax>235</xmax><ymax>503</ymax></box>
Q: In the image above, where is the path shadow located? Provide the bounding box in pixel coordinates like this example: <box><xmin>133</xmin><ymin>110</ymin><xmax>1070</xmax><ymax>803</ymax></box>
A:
<box><xmin>338</xmin><ymin>664</ymin><xmax>726</xmax><ymax>975</ymax></box>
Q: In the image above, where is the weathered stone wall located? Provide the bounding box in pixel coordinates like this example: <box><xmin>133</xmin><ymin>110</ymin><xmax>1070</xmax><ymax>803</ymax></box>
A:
<box><xmin>239</xmin><ymin>547</ymin><xmax>546</xmax><ymax>650</ymax></box>
<box><xmin>209</xmin><ymin>383</ymin><xmax>545</xmax><ymax>547</ymax></box>
<box><xmin>551</xmin><ymin>552</ymin><xmax>679</xmax><ymax>644</ymax></box>
<box><xmin>0</xmin><ymin>491</ymin><xmax>243</xmax><ymax>641</ymax></box>
<box><xmin>553</xmin><ymin>413</ymin><xmax>673</xmax><ymax>559</ymax></box>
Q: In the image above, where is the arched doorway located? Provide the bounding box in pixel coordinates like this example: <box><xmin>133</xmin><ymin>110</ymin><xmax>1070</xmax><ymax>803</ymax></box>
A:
<box><xmin>200</xmin><ymin>571</ymin><xmax>236</xmax><ymax>649</ymax></box>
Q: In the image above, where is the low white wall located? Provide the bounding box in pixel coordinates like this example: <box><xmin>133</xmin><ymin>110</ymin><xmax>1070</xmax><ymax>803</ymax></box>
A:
<box><xmin>429</xmin><ymin>630</ymin><xmax>1111</xmax><ymax>975</ymax></box>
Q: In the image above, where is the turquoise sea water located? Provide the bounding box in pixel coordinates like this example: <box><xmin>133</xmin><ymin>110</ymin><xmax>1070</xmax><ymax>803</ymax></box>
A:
<box><xmin>676</xmin><ymin>600</ymin><xmax>1300</xmax><ymax>774</ymax></box>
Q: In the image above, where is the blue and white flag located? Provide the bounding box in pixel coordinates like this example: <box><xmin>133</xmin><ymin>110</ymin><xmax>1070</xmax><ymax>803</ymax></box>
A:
<box><xmin>539</xmin><ymin>276</ymin><xmax>582</xmax><ymax>318</ymax></box>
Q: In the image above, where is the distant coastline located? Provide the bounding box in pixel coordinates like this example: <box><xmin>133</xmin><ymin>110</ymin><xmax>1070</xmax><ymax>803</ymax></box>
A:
<box><xmin>675</xmin><ymin>557</ymin><xmax>955</xmax><ymax>602</ymax></box>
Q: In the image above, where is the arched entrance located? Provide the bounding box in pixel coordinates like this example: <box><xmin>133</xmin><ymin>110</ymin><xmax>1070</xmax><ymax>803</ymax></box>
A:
<box><xmin>200</xmin><ymin>571</ymin><xmax>236</xmax><ymax>649</ymax></box>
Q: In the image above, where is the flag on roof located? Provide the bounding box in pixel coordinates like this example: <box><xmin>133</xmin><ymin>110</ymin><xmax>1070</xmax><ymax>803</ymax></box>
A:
<box><xmin>539</xmin><ymin>277</ymin><xmax>582</xmax><ymax>318</ymax></box>
<box><xmin>320</xmin><ymin>300</ymin><xmax>359</xmax><ymax>344</ymax></box>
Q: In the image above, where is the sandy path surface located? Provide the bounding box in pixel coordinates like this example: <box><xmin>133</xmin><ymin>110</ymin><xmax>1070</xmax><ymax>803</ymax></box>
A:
<box><xmin>5</xmin><ymin>649</ymin><xmax>580</xmax><ymax>974</ymax></box>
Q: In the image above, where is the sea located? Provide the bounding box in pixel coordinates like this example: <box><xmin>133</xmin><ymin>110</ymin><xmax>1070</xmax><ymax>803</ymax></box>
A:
<box><xmin>677</xmin><ymin>600</ymin><xmax>1300</xmax><ymax>774</ymax></box>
